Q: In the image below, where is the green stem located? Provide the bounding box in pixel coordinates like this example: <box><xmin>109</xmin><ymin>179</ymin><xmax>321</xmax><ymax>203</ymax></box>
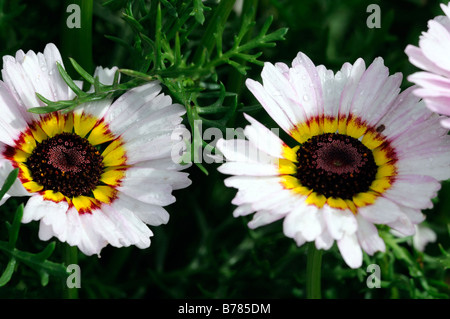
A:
<box><xmin>63</xmin><ymin>244</ymin><xmax>79</xmax><ymax>299</ymax></box>
<box><xmin>306</xmin><ymin>242</ymin><xmax>323</xmax><ymax>299</ymax></box>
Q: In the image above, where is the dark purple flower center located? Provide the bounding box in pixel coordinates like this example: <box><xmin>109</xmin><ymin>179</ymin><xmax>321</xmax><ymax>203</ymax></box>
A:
<box><xmin>296</xmin><ymin>133</ymin><xmax>377</xmax><ymax>199</ymax></box>
<box><xmin>26</xmin><ymin>132</ymin><xmax>104</xmax><ymax>197</ymax></box>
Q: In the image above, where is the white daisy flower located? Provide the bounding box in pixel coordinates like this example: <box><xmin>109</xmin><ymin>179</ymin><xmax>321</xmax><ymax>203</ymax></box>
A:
<box><xmin>216</xmin><ymin>51</ymin><xmax>450</xmax><ymax>268</ymax></box>
<box><xmin>0</xmin><ymin>43</ymin><xmax>191</xmax><ymax>256</ymax></box>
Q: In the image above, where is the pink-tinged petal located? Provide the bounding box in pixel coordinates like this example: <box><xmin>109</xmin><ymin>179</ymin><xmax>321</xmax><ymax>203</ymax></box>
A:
<box><xmin>337</xmin><ymin>233</ymin><xmax>363</xmax><ymax>269</ymax></box>
<box><xmin>388</xmin><ymin>212</ymin><xmax>416</xmax><ymax>237</ymax></box>
<box><xmin>399</xmin><ymin>206</ymin><xmax>425</xmax><ymax>224</ymax></box>
<box><xmin>415</xmin><ymin>93</ymin><xmax>450</xmax><ymax>116</ymax></box>
<box><xmin>408</xmin><ymin>71</ymin><xmax>450</xmax><ymax>97</ymax></box>
<box><xmin>358</xmin><ymin>197</ymin><xmax>402</xmax><ymax>224</ymax></box>
<box><xmin>245</xmin><ymin>78</ymin><xmax>296</xmax><ymax>134</ymax></box>
<box><xmin>355</xmin><ymin>214</ymin><xmax>385</xmax><ymax>255</ymax></box>
<box><xmin>419</xmin><ymin>20</ymin><xmax>450</xmax><ymax>72</ymax></box>
<box><xmin>317</xmin><ymin>63</ymin><xmax>349</xmax><ymax>118</ymax></box>
<box><xmin>396</xmin><ymin>151</ymin><xmax>450</xmax><ymax>181</ymax></box>
<box><xmin>349</xmin><ymin>58</ymin><xmax>402</xmax><ymax>126</ymax></box>
<box><xmin>383</xmin><ymin>175</ymin><xmax>441</xmax><ymax>210</ymax></box>
<box><xmin>405</xmin><ymin>45</ymin><xmax>450</xmax><ymax>78</ymax></box>
<box><xmin>377</xmin><ymin>87</ymin><xmax>427</xmax><ymax>139</ymax></box>
<box><xmin>261</xmin><ymin>62</ymin><xmax>309</xmax><ymax>125</ymax></box>
<box><xmin>289</xmin><ymin>51</ymin><xmax>324</xmax><ymax>118</ymax></box>
<box><xmin>338</xmin><ymin>58</ymin><xmax>366</xmax><ymax>118</ymax></box>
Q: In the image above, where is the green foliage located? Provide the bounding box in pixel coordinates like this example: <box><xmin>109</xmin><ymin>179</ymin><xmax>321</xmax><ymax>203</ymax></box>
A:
<box><xmin>31</xmin><ymin>0</ymin><xmax>287</xmax><ymax>173</ymax></box>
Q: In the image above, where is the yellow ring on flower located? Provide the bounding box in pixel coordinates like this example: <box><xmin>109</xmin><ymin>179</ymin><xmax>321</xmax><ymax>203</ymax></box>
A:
<box><xmin>5</xmin><ymin>112</ymin><xmax>128</xmax><ymax>213</ymax></box>
<box><xmin>279</xmin><ymin>115</ymin><xmax>397</xmax><ymax>213</ymax></box>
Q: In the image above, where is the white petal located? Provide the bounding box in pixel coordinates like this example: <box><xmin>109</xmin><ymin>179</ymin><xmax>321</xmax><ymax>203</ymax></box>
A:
<box><xmin>315</xmin><ymin>230</ymin><xmax>334</xmax><ymax>250</ymax></box>
<box><xmin>337</xmin><ymin>233</ymin><xmax>363</xmax><ymax>269</ymax></box>
<box><xmin>243</xmin><ymin>113</ymin><xmax>285</xmax><ymax>158</ymax></box>
<box><xmin>117</xmin><ymin>181</ymin><xmax>175</xmax><ymax>206</ymax></box>
<box><xmin>216</xmin><ymin>138</ymin><xmax>276</xmax><ymax>164</ymax></box>
<box><xmin>248</xmin><ymin>210</ymin><xmax>284</xmax><ymax>229</ymax></box>
<box><xmin>121</xmin><ymin>104</ymin><xmax>186</xmax><ymax>142</ymax></box>
<box><xmin>225</xmin><ymin>176</ymin><xmax>285</xmax><ymax>205</ymax></box>
<box><xmin>0</xmin><ymin>82</ymin><xmax>31</xmax><ymax>144</ymax></box>
<box><xmin>64</xmin><ymin>208</ymin><xmax>108</xmax><ymax>256</ymax></box>
<box><xmin>43</xmin><ymin>43</ymin><xmax>73</xmax><ymax>101</ymax></box>
<box><xmin>355</xmin><ymin>214</ymin><xmax>385</xmax><ymax>255</ymax></box>
<box><xmin>232</xmin><ymin>204</ymin><xmax>254</xmax><ymax>217</ymax></box>
<box><xmin>105</xmin><ymin>82</ymin><xmax>165</xmax><ymax>133</ymax></box>
<box><xmin>101</xmin><ymin>202</ymin><xmax>153</xmax><ymax>249</ymax></box>
<box><xmin>283</xmin><ymin>204</ymin><xmax>324</xmax><ymax>241</ymax></box>
<box><xmin>323</xmin><ymin>206</ymin><xmax>357</xmax><ymax>240</ymax></box>
<box><xmin>413</xmin><ymin>225</ymin><xmax>437</xmax><ymax>251</ymax></box>
<box><xmin>123</xmin><ymin>166</ymin><xmax>191</xmax><ymax>190</ymax></box>
<box><xmin>115</xmin><ymin>192</ymin><xmax>170</xmax><ymax>226</ymax></box>
<box><xmin>218</xmin><ymin>161</ymin><xmax>278</xmax><ymax>176</ymax></box>
<box><xmin>125</xmin><ymin>128</ymin><xmax>183</xmax><ymax>164</ymax></box>
<box><xmin>293</xmin><ymin>231</ymin><xmax>307</xmax><ymax>247</ymax></box>
<box><xmin>93</xmin><ymin>66</ymin><xmax>118</xmax><ymax>86</ymax></box>
<box><xmin>0</xmin><ymin>161</ymin><xmax>30</xmax><ymax>197</ymax></box>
